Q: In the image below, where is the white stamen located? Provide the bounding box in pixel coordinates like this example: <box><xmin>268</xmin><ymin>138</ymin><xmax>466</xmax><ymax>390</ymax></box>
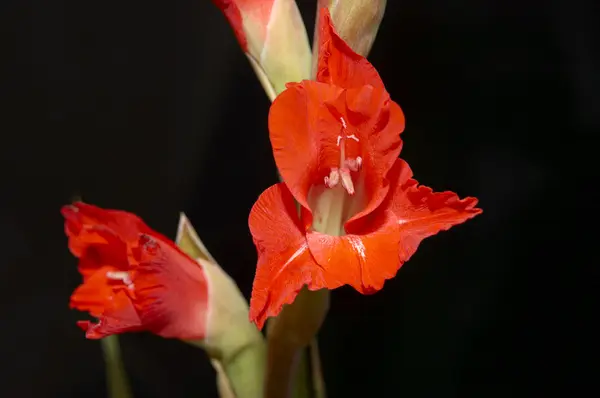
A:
<box><xmin>327</xmin><ymin>118</ymin><xmax>360</xmax><ymax>195</ymax></box>
<box><xmin>344</xmin><ymin>157</ymin><xmax>363</xmax><ymax>172</ymax></box>
<box><xmin>339</xmin><ymin>168</ymin><xmax>355</xmax><ymax>195</ymax></box>
<box><xmin>324</xmin><ymin>168</ymin><xmax>340</xmax><ymax>188</ymax></box>
<box><xmin>106</xmin><ymin>271</ymin><xmax>134</xmax><ymax>289</ymax></box>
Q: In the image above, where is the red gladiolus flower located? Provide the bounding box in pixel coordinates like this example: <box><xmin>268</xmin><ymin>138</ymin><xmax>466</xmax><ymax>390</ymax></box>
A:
<box><xmin>63</xmin><ymin>202</ymin><xmax>209</xmax><ymax>339</ymax></box>
<box><xmin>248</xmin><ymin>9</ymin><xmax>482</xmax><ymax>329</ymax></box>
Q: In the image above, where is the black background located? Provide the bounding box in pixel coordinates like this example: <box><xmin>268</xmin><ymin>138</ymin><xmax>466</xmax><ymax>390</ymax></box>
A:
<box><xmin>1</xmin><ymin>0</ymin><xmax>596</xmax><ymax>397</ymax></box>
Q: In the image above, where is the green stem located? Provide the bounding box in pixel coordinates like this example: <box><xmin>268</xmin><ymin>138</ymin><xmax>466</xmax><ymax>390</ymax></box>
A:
<box><xmin>309</xmin><ymin>339</ymin><xmax>327</xmax><ymax>398</ymax></box>
<box><xmin>292</xmin><ymin>348</ymin><xmax>310</xmax><ymax>398</ymax></box>
<box><xmin>291</xmin><ymin>340</ymin><xmax>327</xmax><ymax>398</ymax></box>
<box><xmin>265</xmin><ymin>288</ymin><xmax>329</xmax><ymax>398</ymax></box>
<box><xmin>220</xmin><ymin>340</ymin><xmax>267</xmax><ymax>398</ymax></box>
<box><xmin>101</xmin><ymin>335</ymin><xmax>133</xmax><ymax>398</ymax></box>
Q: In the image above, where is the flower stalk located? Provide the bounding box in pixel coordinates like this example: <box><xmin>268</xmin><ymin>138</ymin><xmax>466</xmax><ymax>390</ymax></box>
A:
<box><xmin>265</xmin><ymin>288</ymin><xmax>329</xmax><ymax>398</ymax></box>
<box><xmin>100</xmin><ymin>335</ymin><xmax>133</xmax><ymax>398</ymax></box>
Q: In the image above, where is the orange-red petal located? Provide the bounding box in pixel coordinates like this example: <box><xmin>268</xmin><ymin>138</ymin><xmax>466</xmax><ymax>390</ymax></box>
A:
<box><xmin>76</xmin><ymin>288</ymin><xmax>143</xmax><ymax>339</ymax></box>
<box><xmin>306</xmin><ymin>208</ymin><xmax>401</xmax><ymax>294</ymax></box>
<box><xmin>248</xmin><ymin>183</ymin><xmax>329</xmax><ymax>329</ymax></box>
<box><xmin>128</xmin><ymin>234</ymin><xmax>209</xmax><ymax>340</ymax></box>
<box><xmin>62</xmin><ymin>202</ymin><xmax>153</xmax><ymax>257</ymax></box>
<box><xmin>69</xmin><ymin>265</ymin><xmax>123</xmax><ymax>318</ymax></box>
<box><xmin>385</xmin><ymin>158</ymin><xmax>483</xmax><ymax>262</ymax></box>
<box><xmin>270</xmin><ymin>80</ymin><xmax>404</xmax><ymax>226</ymax></box>
<box><xmin>315</xmin><ymin>8</ymin><xmax>384</xmax><ymax>89</ymax></box>
<box><xmin>269</xmin><ymin>81</ymin><xmax>345</xmax><ymax>209</ymax></box>
<box><xmin>343</xmin><ymin>86</ymin><xmax>405</xmax><ymax>228</ymax></box>
<box><xmin>76</xmin><ymin>242</ymin><xmax>129</xmax><ymax>281</ymax></box>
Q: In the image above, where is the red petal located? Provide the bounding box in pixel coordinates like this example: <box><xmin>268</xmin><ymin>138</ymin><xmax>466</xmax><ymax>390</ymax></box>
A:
<box><xmin>69</xmin><ymin>266</ymin><xmax>122</xmax><ymax>317</ymax></box>
<box><xmin>248</xmin><ymin>183</ymin><xmax>329</xmax><ymax>329</ymax></box>
<box><xmin>306</xmin><ymin>208</ymin><xmax>401</xmax><ymax>294</ymax></box>
<box><xmin>63</xmin><ymin>202</ymin><xmax>209</xmax><ymax>340</ymax></box>
<box><xmin>76</xmin><ymin>242</ymin><xmax>129</xmax><ymax>280</ymax></box>
<box><xmin>315</xmin><ymin>8</ymin><xmax>384</xmax><ymax>89</ymax></box>
<box><xmin>61</xmin><ymin>202</ymin><xmax>152</xmax><ymax>257</ymax></box>
<box><xmin>131</xmin><ymin>234</ymin><xmax>209</xmax><ymax>340</ymax></box>
<box><xmin>76</xmin><ymin>289</ymin><xmax>144</xmax><ymax>339</ymax></box>
<box><xmin>270</xmin><ymin>80</ymin><xmax>404</xmax><ymax>226</ymax></box>
<box><xmin>343</xmin><ymin>86</ymin><xmax>405</xmax><ymax>228</ymax></box>
<box><xmin>213</xmin><ymin>0</ymin><xmax>248</xmax><ymax>51</ymax></box>
<box><xmin>269</xmin><ymin>81</ymin><xmax>345</xmax><ymax>209</ymax></box>
<box><xmin>385</xmin><ymin>158</ymin><xmax>483</xmax><ymax>262</ymax></box>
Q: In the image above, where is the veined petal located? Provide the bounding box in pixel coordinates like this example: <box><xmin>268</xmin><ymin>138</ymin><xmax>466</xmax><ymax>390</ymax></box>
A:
<box><xmin>62</xmin><ymin>203</ymin><xmax>139</xmax><ymax>280</ymax></box>
<box><xmin>63</xmin><ymin>202</ymin><xmax>209</xmax><ymax>340</ymax></box>
<box><xmin>316</xmin><ymin>8</ymin><xmax>384</xmax><ymax>89</ymax></box>
<box><xmin>75</xmin><ymin>242</ymin><xmax>129</xmax><ymax>281</ymax></box>
<box><xmin>343</xmin><ymin>85</ymin><xmax>405</xmax><ymax>228</ymax></box>
<box><xmin>69</xmin><ymin>265</ymin><xmax>124</xmax><ymax>318</ymax></box>
<box><xmin>62</xmin><ymin>202</ymin><xmax>152</xmax><ymax>257</ymax></box>
<box><xmin>130</xmin><ymin>234</ymin><xmax>210</xmax><ymax>340</ymax></box>
<box><xmin>385</xmin><ymin>158</ymin><xmax>483</xmax><ymax>262</ymax></box>
<box><xmin>306</xmin><ymin>208</ymin><xmax>401</xmax><ymax>294</ymax></box>
<box><xmin>269</xmin><ymin>81</ymin><xmax>345</xmax><ymax>209</ymax></box>
<box><xmin>77</xmin><ymin>289</ymin><xmax>143</xmax><ymax>339</ymax></box>
<box><xmin>248</xmin><ymin>183</ymin><xmax>329</xmax><ymax>329</ymax></box>
<box><xmin>270</xmin><ymin>80</ymin><xmax>404</xmax><ymax>223</ymax></box>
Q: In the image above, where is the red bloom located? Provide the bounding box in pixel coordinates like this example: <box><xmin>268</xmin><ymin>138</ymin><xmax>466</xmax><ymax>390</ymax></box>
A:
<box><xmin>63</xmin><ymin>202</ymin><xmax>209</xmax><ymax>340</ymax></box>
<box><xmin>248</xmin><ymin>10</ymin><xmax>482</xmax><ymax>329</ymax></box>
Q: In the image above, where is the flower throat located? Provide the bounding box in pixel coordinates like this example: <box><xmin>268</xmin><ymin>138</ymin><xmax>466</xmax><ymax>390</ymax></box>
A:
<box><xmin>310</xmin><ymin>116</ymin><xmax>364</xmax><ymax>236</ymax></box>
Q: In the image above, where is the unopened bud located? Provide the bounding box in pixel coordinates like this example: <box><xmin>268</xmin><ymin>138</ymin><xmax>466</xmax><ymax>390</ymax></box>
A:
<box><xmin>214</xmin><ymin>0</ymin><xmax>312</xmax><ymax>99</ymax></box>
<box><xmin>312</xmin><ymin>0</ymin><xmax>387</xmax><ymax>76</ymax></box>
